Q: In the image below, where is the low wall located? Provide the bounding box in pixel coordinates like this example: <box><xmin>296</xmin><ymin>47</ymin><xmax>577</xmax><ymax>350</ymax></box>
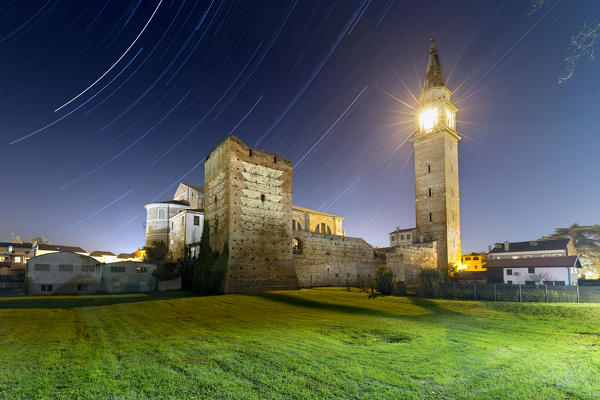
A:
<box><xmin>292</xmin><ymin>232</ymin><xmax>380</xmax><ymax>288</ymax></box>
<box><xmin>158</xmin><ymin>278</ymin><xmax>182</xmax><ymax>291</ymax></box>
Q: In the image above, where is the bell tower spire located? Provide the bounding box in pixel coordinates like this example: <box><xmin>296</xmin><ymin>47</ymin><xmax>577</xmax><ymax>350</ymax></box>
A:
<box><xmin>423</xmin><ymin>37</ymin><xmax>447</xmax><ymax>91</ymax></box>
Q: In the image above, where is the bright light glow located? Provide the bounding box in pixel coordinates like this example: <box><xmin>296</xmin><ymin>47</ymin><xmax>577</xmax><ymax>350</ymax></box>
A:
<box><xmin>446</xmin><ymin>109</ymin><xmax>455</xmax><ymax>129</ymax></box>
<box><xmin>419</xmin><ymin>108</ymin><xmax>438</xmax><ymax>132</ymax></box>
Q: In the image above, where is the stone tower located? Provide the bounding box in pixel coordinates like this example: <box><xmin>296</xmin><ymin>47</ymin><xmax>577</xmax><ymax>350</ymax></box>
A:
<box><xmin>204</xmin><ymin>135</ymin><xmax>299</xmax><ymax>293</ymax></box>
<box><xmin>412</xmin><ymin>38</ymin><xmax>461</xmax><ymax>267</ymax></box>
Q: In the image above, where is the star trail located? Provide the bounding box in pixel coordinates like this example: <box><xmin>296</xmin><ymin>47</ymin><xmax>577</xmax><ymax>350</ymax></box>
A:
<box><xmin>1</xmin><ymin>0</ymin><xmax>600</xmax><ymax>254</ymax></box>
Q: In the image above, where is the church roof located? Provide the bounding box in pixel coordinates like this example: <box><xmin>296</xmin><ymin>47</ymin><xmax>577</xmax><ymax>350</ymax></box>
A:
<box><xmin>423</xmin><ymin>37</ymin><xmax>447</xmax><ymax>91</ymax></box>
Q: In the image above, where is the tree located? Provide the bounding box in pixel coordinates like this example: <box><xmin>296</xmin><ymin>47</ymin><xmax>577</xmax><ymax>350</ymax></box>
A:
<box><xmin>539</xmin><ymin>223</ymin><xmax>600</xmax><ymax>278</ymax></box>
<box><xmin>417</xmin><ymin>268</ymin><xmax>443</xmax><ymax>297</ymax></box>
<box><xmin>144</xmin><ymin>241</ymin><xmax>177</xmax><ymax>281</ymax></box>
<box><xmin>29</xmin><ymin>237</ymin><xmax>51</xmax><ymax>245</ymax></box>
<box><xmin>440</xmin><ymin>263</ymin><xmax>459</xmax><ymax>282</ymax></box>
<box><xmin>192</xmin><ymin>220</ymin><xmax>227</xmax><ymax>296</ymax></box>
<box><xmin>375</xmin><ymin>266</ymin><xmax>395</xmax><ymax>295</ymax></box>
<box><xmin>530</xmin><ymin>272</ymin><xmax>554</xmax><ymax>284</ymax></box>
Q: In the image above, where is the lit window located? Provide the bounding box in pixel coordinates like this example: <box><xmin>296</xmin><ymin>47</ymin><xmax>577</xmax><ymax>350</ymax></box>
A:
<box><xmin>419</xmin><ymin>108</ymin><xmax>438</xmax><ymax>132</ymax></box>
<box><xmin>136</xmin><ymin>266</ymin><xmax>148</xmax><ymax>273</ymax></box>
<box><xmin>446</xmin><ymin>109</ymin><xmax>455</xmax><ymax>128</ymax></box>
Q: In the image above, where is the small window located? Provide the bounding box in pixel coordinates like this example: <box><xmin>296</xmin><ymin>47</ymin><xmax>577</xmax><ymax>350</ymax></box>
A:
<box><xmin>77</xmin><ymin>284</ymin><xmax>88</xmax><ymax>291</ymax></box>
<box><xmin>428</xmin><ymin>188</ymin><xmax>432</xmax><ymax>197</ymax></box>
<box><xmin>261</xmin><ymin>194</ymin><xmax>265</xmax><ymax>202</ymax></box>
<box><xmin>429</xmin><ymin>213</ymin><xmax>432</xmax><ymax>222</ymax></box>
<box><xmin>407</xmin><ymin>234</ymin><xmax>411</xmax><ymax>240</ymax></box>
<box><xmin>14</xmin><ymin>256</ymin><xmax>21</xmax><ymax>263</ymax></box>
<box><xmin>249</xmin><ymin>149</ymin><xmax>252</xmax><ymax>157</ymax></box>
<box><xmin>110</xmin><ymin>266</ymin><xmax>126</xmax><ymax>273</ymax></box>
<box><xmin>528</xmin><ymin>267</ymin><xmax>535</xmax><ymax>274</ymax></box>
<box><xmin>59</xmin><ymin>264</ymin><xmax>73</xmax><ymax>272</ymax></box>
<box><xmin>525</xmin><ymin>281</ymin><xmax>535</xmax><ymax>286</ymax></box>
<box><xmin>274</xmin><ymin>156</ymin><xmax>277</xmax><ymax>163</ymax></box>
<box><xmin>506</xmin><ymin>269</ymin><xmax>512</xmax><ymax>276</ymax></box>
<box><xmin>507</xmin><ymin>280</ymin><xmax>512</xmax><ymax>285</ymax></box>
<box><xmin>401</xmin><ymin>234</ymin><xmax>405</xmax><ymax>240</ymax></box>
<box><xmin>428</xmin><ymin>165</ymin><xmax>431</xmax><ymax>173</ymax></box>
<box><xmin>473</xmin><ymin>257</ymin><xmax>479</xmax><ymax>260</ymax></box>
<box><xmin>194</xmin><ymin>216</ymin><xmax>200</xmax><ymax>225</ymax></box>
<box><xmin>136</xmin><ymin>266</ymin><xmax>148</xmax><ymax>273</ymax></box>
<box><xmin>465</xmin><ymin>257</ymin><xmax>471</xmax><ymax>261</ymax></box>
<box><xmin>292</xmin><ymin>220</ymin><xmax>296</xmax><ymax>230</ymax></box>
<box><xmin>554</xmin><ymin>281</ymin><xmax>565</xmax><ymax>286</ymax></box>
<box><xmin>35</xmin><ymin>264</ymin><xmax>50</xmax><ymax>271</ymax></box>
<box><xmin>41</xmin><ymin>284</ymin><xmax>53</xmax><ymax>292</ymax></box>
<box><xmin>543</xmin><ymin>281</ymin><xmax>553</xmax><ymax>285</ymax></box>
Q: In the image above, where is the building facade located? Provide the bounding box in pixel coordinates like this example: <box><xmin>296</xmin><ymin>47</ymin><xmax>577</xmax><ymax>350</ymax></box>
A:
<box><xmin>461</xmin><ymin>252</ymin><xmax>489</xmax><ymax>272</ymax></box>
<box><xmin>0</xmin><ymin>242</ymin><xmax>33</xmax><ymax>278</ymax></box>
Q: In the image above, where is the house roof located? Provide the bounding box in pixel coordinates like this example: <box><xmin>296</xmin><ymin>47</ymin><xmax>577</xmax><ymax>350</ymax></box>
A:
<box><xmin>292</xmin><ymin>205</ymin><xmax>342</xmax><ymax>218</ymax></box>
<box><xmin>89</xmin><ymin>251</ymin><xmax>116</xmax><ymax>257</ymax></box>
<box><xmin>463</xmin><ymin>252</ymin><xmax>487</xmax><ymax>257</ymax></box>
<box><xmin>389</xmin><ymin>227</ymin><xmax>416</xmax><ymax>234</ymax></box>
<box><xmin>0</xmin><ymin>242</ymin><xmax>33</xmax><ymax>249</ymax></box>
<box><xmin>117</xmin><ymin>253</ymin><xmax>135</xmax><ymax>259</ymax></box>
<box><xmin>181</xmin><ymin>183</ymin><xmax>204</xmax><ymax>193</ymax></box>
<box><xmin>37</xmin><ymin>244</ymin><xmax>87</xmax><ymax>253</ymax></box>
<box><xmin>489</xmin><ymin>239</ymin><xmax>571</xmax><ymax>254</ymax></box>
<box><xmin>485</xmin><ymin>256</ymin><xmax>580</xmax><ymax>269</ymax></box>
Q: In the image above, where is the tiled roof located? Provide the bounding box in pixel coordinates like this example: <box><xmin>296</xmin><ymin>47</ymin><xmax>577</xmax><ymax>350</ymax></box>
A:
<box><xmin>0</xmin><ymin>242</ymin><xmax>33</xmax><ymax>249</ymax></box>
<box><xmin>89</xmin><ymin>251</ymin><xmax>116</xmax><ymax>257</ymax></box>
<box><xmin>485</xmin><ymin>256</ymin><xmax>580</xmax><ymax>269</ymax></box>
<box><xmin>489</xmin><ymin>239</ymin><xmax>570</xmax><ymax>254</ymax></box>
<box><xmin>37</xmin><ymin>244</ymin><xmax>87</xmax><ymax>253</ymax></box>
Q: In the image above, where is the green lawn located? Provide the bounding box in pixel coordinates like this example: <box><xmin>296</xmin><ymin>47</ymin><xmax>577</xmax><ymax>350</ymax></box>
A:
<box><xmin>0</xmin><ymin>288</ymin><xmax>599</xmax><ymax>399</ymax></box>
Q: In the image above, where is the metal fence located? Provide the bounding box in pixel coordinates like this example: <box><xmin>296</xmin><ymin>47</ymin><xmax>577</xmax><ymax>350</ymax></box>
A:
<box><xmin>438</xmin><ymin>283</ymin><xmax>600</xmax><ymax>303</ymax></box>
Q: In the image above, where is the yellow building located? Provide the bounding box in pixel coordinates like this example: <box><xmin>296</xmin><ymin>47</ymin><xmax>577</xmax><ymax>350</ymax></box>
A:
<box><xmin>461</xmin><ymin>252</ymin><xmax>489</xmax><ymax>271</ymax></box>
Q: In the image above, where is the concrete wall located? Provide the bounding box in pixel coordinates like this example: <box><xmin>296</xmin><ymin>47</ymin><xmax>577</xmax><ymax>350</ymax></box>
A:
<box><xmin>102</xmin><ymin>261</ymin><xmax>157</xmax><ymax>293</ymax></box>
<box><xmin>27</xmin><ymin>252</ymin><xmax>102</xmax><ymax>295</ymax></box>
<box><xmin>503</xmin><ymin>266</ymin><xmax>578</xmax><ymax>286</ymax></box>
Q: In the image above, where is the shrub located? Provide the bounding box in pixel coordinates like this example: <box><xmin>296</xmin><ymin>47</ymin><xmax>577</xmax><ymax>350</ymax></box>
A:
<box><xmin>192</xmin><ymin>220</ymin><xmax>227</xmax><ymax>296</ymax></box>
<box><xmin>393</xmin><ymin>280</ymin><xmax>407</xmax><ymax>296</ymax></box>
<box><xmin>157</xmin><ymin>262</ymin><xmax>179</xmax><ymax>281</ymax></box>
<box><xmin>418</xmin><ymin>268</ymin><xmax>443</xmax><ymax>297</ymax></box>
<box><xmin>375</xmin><ymin>267</ymin><xmax>395</xmax><ymax>295</ymax></box>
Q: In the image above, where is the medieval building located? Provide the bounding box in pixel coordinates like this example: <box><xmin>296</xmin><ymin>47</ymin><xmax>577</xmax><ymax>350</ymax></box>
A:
<box><xmin>389</xmin><ymin>38</ymin><xmax>462</xmax><ymax>268</ymax></box>
<box><xmin>143</xmin><ymin>38</ymin><xmax>459</xmax><ymax>293</ymax></box>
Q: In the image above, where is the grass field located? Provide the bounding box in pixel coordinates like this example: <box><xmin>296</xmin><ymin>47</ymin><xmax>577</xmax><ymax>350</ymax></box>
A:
<box><xmin>1</xmin><ymin>288</ymin><xmax>599</xmax><ymax>399</ymax></box>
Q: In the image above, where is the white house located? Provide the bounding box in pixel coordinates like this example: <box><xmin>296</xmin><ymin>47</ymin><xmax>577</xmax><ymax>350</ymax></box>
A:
<box><xmin>485</xmin><ymin>256</ymin><xmax>581</xmax><ymax>286</ymax></box>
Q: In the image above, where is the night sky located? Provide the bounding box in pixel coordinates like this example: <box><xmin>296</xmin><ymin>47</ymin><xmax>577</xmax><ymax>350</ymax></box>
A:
<box><xmin>2</xmin><ymin>0</ymin><xmax>599</xmax><ymax>254</ymax></box>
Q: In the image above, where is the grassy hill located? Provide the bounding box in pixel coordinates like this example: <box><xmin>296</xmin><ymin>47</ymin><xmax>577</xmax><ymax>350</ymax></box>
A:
<box><xmin>0</xmin><ymin>288</ymin><xmax>599</xmax><ymax>399</ymax></box>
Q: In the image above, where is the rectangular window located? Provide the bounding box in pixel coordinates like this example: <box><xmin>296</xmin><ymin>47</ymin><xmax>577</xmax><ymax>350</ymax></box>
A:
<box><xmin>543</xmin><ymin>281</ymin><xmax>553</xmax><ymax>285</ymax></box>
<box><xmin>473</xmin><ymin>257</ymin><xmax>479</xmax><ymax>260</ymax></box>
<box><xmin>506</xmin><ymin>269</ymin><xmax>512</xmax><ymax>276</ymax></box>
<box><xmin>554</xmin><ymin>281</ymin><xmax>565</xmax><ymax>286</ymax></box>
<box><xmin>81</xmin><ymin>265</ymin><xmax>95</xmax><ymax>272</ymax></box>
<box><xmin>110</xmin><ymin>266</ymin><xmax>126</xmax><ymax>273</ymax></box>
<box><xmin>194</xmin><ymin>216</ymin><xmax>200</xmax><ymax>225</ymax></box>
<box><xmin>428</xmin><ymin>165</ymin><xmax>431</xmax><ymax>173</ymax></box>
<box><xmin>401</xmin><ymin>234</ymin><xmax>404</xmax><ymax>240</ymax></box>
<box><xmin>59</xmin><ymin>264</ymin><xmax>73</xmax><ymax>272</ymax></box>
<box><xmin>34</xmin><ymin>264</ymin><xmax>50</xmax><ymax>271</ymax></box>
<box><xmin>507</xmin><ymin>280</ymin><xmax>512</xmax><ymax>285</ymax></box>
<box><xmin>136</xmin><ymin>266</ymin><xmax>148</xmax><ymax>273</ymax></box>
<box><xmin>407</xmin><ymin>234</ymin><xmax>411</xmax><ymax>240</ymax></box>
<box><xmin>14</xmin><ymin>256</ymin><xmax>21</xmax><ymax>263</ymax></box>
<box><xmin>525</xmin><ymin>281</ymin><xmax>535</xmax><ymax>286</ymax></box>
<box><xmin>41</xmin><ymin>284</ymin><xmax>53</xmax><ymax>292</ymax></box>
<box><xmin>528</xmin><ymin>267</ymin><xmax>535</xmax><ymax>274</ymax></box>
<box><xmin>429</xmin><ymin>213</ymin><xmax>432</xmax><ymax>222</ymax></box>
<box><xmin>428</xmin><ymin>188</ymin><xmax>432</xmax><ymax>197</ymax></box>
<box><xmin>465</xmin><ymin>257</ymin><xmax>471</xmax><ymax>261</ymax></box>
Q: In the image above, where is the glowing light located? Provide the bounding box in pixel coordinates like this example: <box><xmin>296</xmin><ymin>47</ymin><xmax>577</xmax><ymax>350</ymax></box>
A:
<box><xmin>419</xmin><ymin>108</ymin><xmax>438</xmax><ymax>132</ymax></box>
<box><xmin>446</xmin><ymin>109</ymin><xmax>455</xmax><ymax>129</ymax></box>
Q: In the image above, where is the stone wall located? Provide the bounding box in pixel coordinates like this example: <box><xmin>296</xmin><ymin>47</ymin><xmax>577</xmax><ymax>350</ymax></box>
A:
<box><xmin>292</xmin><ymin>231</ymin><xmax>380</xmax><ymax>287</ymax></box>
<box><xmin>379</xmin><ymin>243</ymin><xmax>438</xmax><ymax>285</ymax></box>
<box><xmin>205</xmin><ymin>135</ymin><xmax>298</xmax><ymax>293</ymax></box>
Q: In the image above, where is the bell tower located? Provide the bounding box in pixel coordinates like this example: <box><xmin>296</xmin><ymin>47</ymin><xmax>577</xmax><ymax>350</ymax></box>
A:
<box><xmin>412</xmin><ymin>38</ymin><xmax>461</xmax><ymax>267</ymax></box>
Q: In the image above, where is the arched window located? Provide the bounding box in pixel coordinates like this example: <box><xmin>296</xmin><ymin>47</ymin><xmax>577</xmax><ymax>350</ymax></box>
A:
<box><xmin>321</xmin><ymin>223</ymin><xmax>326</xmax><ymax>233</ymax></box>
<box><xmin>326</xmin><ymin>226</ymin><xmax>331</xmax><ymax>235</ymax></box>
<box><xmin>292</xmin><ymin>238</ymin><xmax>303</xmax><ymax>255</ymax></box>
<box><xmin>314</xmin><ymin>225</ymin><xmax>320</xmax><ymax>233</ymax></box>
<box><xmin>297</xmin><ymin>222</ymin><xmax>302</xmax><ymax>231</ymax></box>
<box><xmin>292</xmin><ymin>220</ymin><xmax>296</xmax><ymax>230</ymax></box>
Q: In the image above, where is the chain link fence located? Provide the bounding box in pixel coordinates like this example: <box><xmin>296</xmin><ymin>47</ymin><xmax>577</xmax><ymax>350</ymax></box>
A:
<box><xmin>438</xmin><ymin>283</ymin><xmax>600</xmax><ymax>303</ymax></box>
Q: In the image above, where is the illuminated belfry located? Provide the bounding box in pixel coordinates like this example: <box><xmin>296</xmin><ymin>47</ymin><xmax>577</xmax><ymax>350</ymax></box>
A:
<box><xmin>412</xmin><ymin>37</ymin><xmax>461</xmax><ymax>267</ymax></box>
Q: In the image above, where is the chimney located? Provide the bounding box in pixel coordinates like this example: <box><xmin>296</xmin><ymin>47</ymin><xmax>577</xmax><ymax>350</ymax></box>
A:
<box><xmin>504</xmin><ymin>241</ymin><xmax>509</xmax><ymax>251</ymax></box>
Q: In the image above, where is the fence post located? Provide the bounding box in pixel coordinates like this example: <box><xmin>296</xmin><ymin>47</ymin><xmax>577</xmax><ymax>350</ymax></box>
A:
<box><xmin>473</xmin><ymin>283</ymin><xmax>476</xmax><ymax>299</ymax></box>
<box><xmin>519</xmin><ymin>283</ymin><xmax>522</xmax><ymax>302</ymax></box>
<box><xmin>576</xmin><ymin>283</ymin><xmax>580</xmax><ymax>303</ymax></box>
<box><xmin>493</xmin><ymin>283</ymin><xmax>497</xmax><ymax>302</ymax></box>
<box><xmin>310</xmin><ymin>273</ymin><xmax>313</xmax><ymax>288</ymax></box>
<box><xmin>453</xmin><ymin>282</ymin><xmax>456</xmax><ymax>298</ymax></box>
<box><xmin>545</xmin><ymin>284</ymin><xmax>548</xmax><ymax>302</ymax></box>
